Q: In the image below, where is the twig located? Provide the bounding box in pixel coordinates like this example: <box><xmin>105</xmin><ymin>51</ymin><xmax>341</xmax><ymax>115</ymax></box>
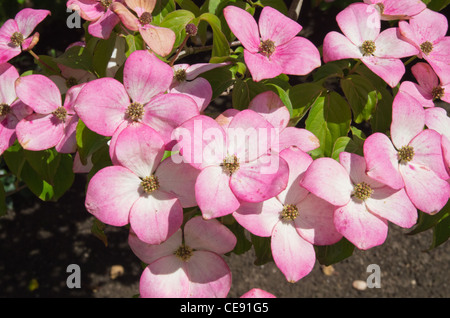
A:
<box><xmin>288</xmin><ymin>0</ymin><xmax>304</xmax><ymax>21</ymax></box>
<box><xmin>28</xmin><ymin>49</ymin><xmax>59</xmax><ymax>74</ymax></box>
<box><xmin>5</xmin><ymin>184</ymin><xmax>27</xmax><ymax>197</ymax></box>
<box><xmin>176</xmin><ymin>41</ymin><xmax>242</xmax><ymax>61</ymax></box>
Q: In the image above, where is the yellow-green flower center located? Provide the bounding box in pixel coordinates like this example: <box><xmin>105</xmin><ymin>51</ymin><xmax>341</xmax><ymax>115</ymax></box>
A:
<box><xmin>141</xmin><ymin>175</ymin><xmax>160</xmax><ymax>194</ymax></box>
<box><xmin>0</xmin><ymin>103</ymin><xmax>11</xmax><ymax>116</ymax></box>
<box><xmin>52</xmin><ymin>107</ymin><xmax>67</xmax><ymax>122</ymax></box>
<box><xmin>139</xmin><ymin>12</ymin><xmax>153</xmax><ymax>25</ymax></box>
<box><xmin>361</xmin><ymin>40</ymin><xmax>376</xmax><ymax>56</ymax></box>
<box><xmin>353</xmin><ymin>182</ymin><xmax>374</xmax><ymax>201</ymax></box>
<box><xmin>281</xmin><ymin>204</ymin><xmax>299</xmax><ymax>221</ymax></box>
<box><xmin>10</xmin><ymin>32</ymin><xmax>24</xmax><ymax>47</ymax></box>
<box><xmin>259</xmin><ymin>39</ymin><xmax>276</xmax><ymax>57</ymax></box>
<box><xmin>420</xmin><ymin>41</ymin><xmax>433</xmax><ymax>55</ymax></box>
<box><xmin>100</xmin><ymin>0</ymin><xmax>113</xmax><ymax>9</ymax></box>
<box><xmin>174</xmin><ymin>69</ymin><xmax>187</xmax><ymax>82</ymax></box>
<box><xmin>174</xmin><ymin>244</ymin><xmax>193</xmax><ymax>262</ymax></box>
<box><xmin>125</xmin><ymin>102</ymin><xmax>144</xmax><ymax>122</ymax></box>
<box><xmin>222</xmin><ymin>155</ymin><xmax>240</xmax><ymax>175</ymax></box>
<box><xmin>398</xmin><ymin>145</ymin><xmax>415</xmax><ymax>163</ymax></box>
<box><xmin>432</xmin><ymin>86</ymin><xmax>445</xmax><ymax>100</ymax></box>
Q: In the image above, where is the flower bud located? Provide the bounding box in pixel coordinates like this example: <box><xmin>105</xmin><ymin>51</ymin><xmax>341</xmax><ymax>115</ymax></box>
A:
<box><xmin>185</xmin><ymin>23</ymin><xmax>197</xmax><ymax>36</ymax></box>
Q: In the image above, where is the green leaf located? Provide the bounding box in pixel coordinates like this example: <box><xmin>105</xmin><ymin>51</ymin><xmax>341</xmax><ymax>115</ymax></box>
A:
<box><xmin>36</xmin><ymin>55</ymin><xmax>60</xmax><ymax>76</ymax></box>
<box><xmin>341</xmin><ymin>74</ymin><xmax>378</xmax><ymax>124</ymax></box>
<box><xmin>313</xmin><ymin>60</ymin><xmax>348</xmax><ymax>82</ymax></box>
<box><xmin>124</xmin><ymin>34</ymin><xmax>144</xmax><ymax>58</ymax></box>
<box><xmin>288</xmin><ymin>82</ymin><xmax>324</xmax><ymax>125</ymax></box>
<box><xmin>232</xmin><ymin>78</ymin><xmax>269</xmax><ymax>110</ymax></box>
<box><xmin>257</xmin><ymin>0</ymin><xmax>288</xmax><ymax>13</ymax></box>
<box><xmin>53</xmin><ymin>44</ymin><xmax>93</xmax><ymax>72</ymax></box>
<box><xmin>408</xmin><ymin>203</ymin><xmax>450</xmax><ymax>236</ymax></box>
<box><xmin>152</xmin><ymin>0</ymin><xmax>176</xmax><ymax>24</ymax></box>
<box><xmin>266</xmin><ymin>83</ymin><xmax>293</xmax><ymax>117</ymax></box>
<box><xmin>369</xmin><ymin>86</ymin><xmax>393</xmax><ymax>135</ymax></box>
<box><xmin>76</xmin><ymin>120</ymin><xmax>110</xmax><ymax>166</ymax></box>
<box><xmin>161</xmin><ymin>9</ymin><xmax>195</xmax><ymax>49</ymax></box>
<box><xmin>174</xmin><ymin>0</ymin><xmax>200</xmax><ymax>16</ymax></box>
<box><xmin>198</xmin><ymin>12</ymin><xmax>230</xmax><ymax>58</ymax></box>
<box><xmin>426</xmin><ymin>0</ymin><xmax>450</xmax><ymax>11</ymax></box>
<box><xmin>92</xmin><ymin>32</ymin><xmax>118</xmax><ymax>78</ymax></box>
<box><xmin>315</xmin><ymin>238</ymin><xmax>355</xmax><ymax>266</ymax></box>
<box><xmin>251</xmin><ymin>234</ymin><xmax>272</xmax><ymax>266</ymax></box>
<box><xmin>199</xmin><ymin>65</ymin><xmax>234</xmax><ymax>100</ymax></box>
<box><xmin>431</xmin><ymin>213</ymin><xmax>450</xmax><ymax>249</ymax></box>
<box><xmin>225</xmin><ymin>220</ymin><xmax>252</xmax><ymax>255</ymax></box>
<box><xmin>23</xmin><ymin>149</ymin><xmax>62</xmax><ymax>185</ymax></box>
<box><xmin>91</xmin><ymin>218</ymin><xmax>108</xmax><ymax>247</ymax></box>
<box><xmin>305</xmin><ymin>91</ymin><xmax>352</xmax><ymax>158</ymax></box>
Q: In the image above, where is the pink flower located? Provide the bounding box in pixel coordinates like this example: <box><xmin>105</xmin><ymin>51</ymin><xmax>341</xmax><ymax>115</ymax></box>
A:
<box><xmin>110</xmin><ymin>0</ymin><xmax>176</xmax><ymax>57</ymax></box>
<box><xmin>74</xmin><ymin>49</ymin><xmax>199</xmax><ymax>157</ymax></box>
<box><xmin>85</xmin><ymin>124</ymin><xmax>200</xmax><ymax>244</ymax></box>
<box><xmin>223</xmin><ymin>5</ymin><xmax>321</xmax><ymax>82</ymax></box>
<box><xmin>240</xmin><ymin>288</ymin><xmax>276</xmax><ymax>298</ymax></box>
<box><xmin>399</xmin><ymin>62</ymin><xmax>450</xmax><ymax>107</ymax></box>
<box><xmin>0</xmin><ymin>8</ymin><xmax>50</xmax><ymax>63</ymax></box>
<box><xmin>67</xmin><ymin>0</ymin><xmax>121</xmax><ymax>39</ymax></box>
<box><xmin>323</xmin><ymin>3</ymin><xmax>419</xmax><ymax>87</ymax></box>
<box><xmin>300</xmin><ymin>152</ymin><xmax>417</xmax><ymax>250</ymax></box>
<box><xmin>14</xmin><ymin>75</ymin><xmax>83</xmax><ymax>153</ymax></box>
<box><xmin>363</xmin><ymin>0</ymin><xmax>426</xmax><ymax>21</ymax></box>
<box><xmin>425</xmin><ymin>107</ymin><xmax>450</xmax><ymax>179</ymax></box>
<box><xmin>399</xmin><ymin>8</ymin><xmax>450</xmax><ymax>84</ymax></box>
<box><xmin>128</xmin><ymin>216</ymin><xmax>236</xmax><ymax>298</ymax></box>
<box><xmin>363</xmin><ymin>91</ymin><xmax>450</xmax><ymax>214</ymax></box>
<box><xmin>172</xmin><ymin>109</ymin><xmax>289</xmax><ymax>219</ymax></box>
<box><xmin>169</xmin><ymin>62</ymin><xmax>229</xmax><ymax>112</ymax></box>
<box><xmin>234</xmin><ymin>147</ymin><xmax>342</xmax><ymax>281</ymax></box>
<box><xmin>0</xmin><ymin>63</ymin><xmax>32</xmax><ymax>155</ymax></box>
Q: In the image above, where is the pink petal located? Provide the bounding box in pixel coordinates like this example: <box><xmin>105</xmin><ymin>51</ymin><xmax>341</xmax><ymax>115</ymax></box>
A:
<box><xmin>365</xmin><ymin>186</ymin><xmax>417</xmax><ymax>228</ymax></box>
<box><xmin>125</xmin><ymin>0</ymin><xmax>157</xmax><ymax>16</ymax></box>
<box><xmin>338</xmin><ymin>151</ymin><xmax>385</xmax><ymax>188</ymax></box>
<box><xmin>183</xmin><ymin>251</ymin><xmax>232</xmax><ymax>298</ymax></box>
<box><xmin>85</xmin><ymin>166</ymin><xmax>142</xmax><ymax>226</ymax></box>
<box><xmin>258</xmin><ymin>6</ymin><xmax>302</xmax><ymax>46</ymax></box>
<box><xmin>114</xmin><ymin>123</ymin><xmax>165</xmax><ymax>178</ymax></box>
<box><xmin>233</xmin><ymin>198</ymin><xmax>283</xmax><ymax>237</ymax></box>
<box><xmin>377</xmin><ymin>0</ymin><xmax>426</xmax><ymax>19</ymax></box>
<box><xmin>14</xmin><ymin>8</ymin><xmax>50</xmax><ymax>38</ymax></box>
<box><xmin>278</xmin><ymin>127</ymin><xmax>320</xmax><ymax>153</ymax></box>
<box><xmin>74</xmin><ymin>78</ymin><xmax>129</xmax><ymax>136</ymax></box>
<box><xmin>223</xmin><ymin>5</ymin><xmax>260</xmax><ymax>53</ymax></box>
<box><xmin>154</xmin><ymin>158</ymin><xmax>200</xmax><ymax>208</ymax></box>
<box><xmin>67</xmin><ymin>0</ymin><xmax>104</xmax><ymax>21</ymax></box>
<box><xmin>110</xmin><ymin>2</ymin><xmax>140</xmax><ymax>31</ymax></box>
<box><xmin>425</xmin><ymin>107</ymin><xmax>450</xmax><ymax>140</ymax></box>
<box><xmin>230</xmin><ymin>154</ymin><xmax>289</xmax><ymax>203</ymax></box>
<box><xmin>195</xmin><ymin>165</ymin><xmax>240</xmax><ymax>219</ymax></box>
<box><xmin>244</xmin><ymin>49</ymin><xmax>282</xmax><ymax>82</ymax></box>
<box><xmin>248</xmin><ymin>90</ymin><xmax>289</xmax><ymax>130</ymax></box>
<box><xmin>294</xmin><ymin>193</ymin><xmax>343</xmax><ymax>246</ymax></box>
<box><xmin>140</xmin><ymin>25</ymin><xmax>176</xmax><ymax>57</ymax></box>
<box><xmin>272</xmin><ymin>37</ymin><xmax>321</xmax><ymax>76</ymax></box>
<box><xmin>361</xmin><ymin>56</ymin><xmax>405</xmax><ymax>88</ymax></box>
<box><xmin>374</xmin><ymin>27</ymin><xmax>419</xmax><ymax>59</ymax></box>
<box><xmin>426</xmin><ymin>38</ymin><xmax>450</xmax><ymax>85</ymax></box>
<box><xmin>185</xmin><ymin>62</ymin><xmax>230</xmax><ymax>80</ymax></box>
<box><xmin>0</xmin><ymin>63</ymin><xmax>19</xmax><ymax>105</ymax></box>
<box><xmin>241</xmin><ymin>288</ymin><xmax>276</xmax><ymax>298</ymax></box>
<box><xmin>15</xmin><ymin>113</ymin><xmax>64</xmax><ymax>151</ymax></box>
<box><xmin>88</xmin><ymin>8</ymin><xmax>120</xmax><ymax>39</ymax></box>
<box><xmin>55</xmin><ymin>114</ymin><xmax>78</xmax><ymax>154</ymax></box>
<box><xmin>0</xmin><ymin>43</ymin><xmax>21</xmax><ymax>65</ymax></box>
<box><xmin>215</xmin><ymin>109</ymin><xmax>239</xmax><ymax>130</ymax></box>
<box><xmin>15</xmin><ymin>74</ymin><xmax>61</xmax><ymax>114</ymax></box>
<box><xmin>336</xmin><ymin>3</ymin><xmax>380</xmax><ymax>46</ymax></box>
<box><xmin>0</xmin><ymin>115</ymin><xmax>18</xmax><ymax>155</ymax></box>
<box><xmin>411</xmin><ymin>62</ymin><xmax>439</xmax><ymax>93</ymax></box>
<box><xmin>323</xmin><ymin>31</ymin><xmax>363</xmax><ymax>63</ymax></box>
<box><xmin>334</xmin><ymin>198</ymin><xmax>388</xmax><ymax>250</ymax></box>
<box><xmin>398</xmin><ymin>81</ymin><xmax>434</xmax><ymax>108</ymax></box>
<box><xmin>169</xmin><ymin>77</ymin><xmax>212</xmax><ymax>112</ymax></box>
<box><xmin>399</xmin><ymin>162</ymin><xmax>450</xmax><ymax>214</ymax></box>
<box><xmin>364</xmin><ymin>132</ymin><xmax>404</xmax><ymax>189</ymax></box>
<box><xmin>300</xmin><ymin>157</ymin><xmax>353</xmax><ymax>206</ymax></box>
<box><xmin>271</xmin><ymin>220</ymin><xmax>316</xmax><ymax>283</ymax></box>
<box><xmin>406</xmin><ymin>9</ymin><xmax>448</xmax><ymax>45</ymax></box>
<box><xmin>129</xmin><ymin>191</ymin><xmax>183</xmax><ymax>244</ymax></box>
<box><xmin>184</xmin><ymin>216</ymin><xmax>237</xmax><ymax>255</ymax></box>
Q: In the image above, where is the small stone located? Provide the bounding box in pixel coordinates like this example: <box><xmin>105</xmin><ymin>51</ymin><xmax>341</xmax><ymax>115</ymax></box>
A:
<box><xmin>321</xmin><ymin>265</ymin><xmax>335</xmax><ymax>276</ymax></box>
<box><xmin>352</xmin><ymin>279</ymin><xmax>367</xmax><ymax>291</ymax></box>
<box><xmin>110</xmin><ymin>265</ymin><xmax>124</xmax><ymax>280</ymax></box>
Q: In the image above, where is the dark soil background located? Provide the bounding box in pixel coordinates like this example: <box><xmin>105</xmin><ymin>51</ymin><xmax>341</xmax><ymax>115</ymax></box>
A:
<box><xmin>0</xmin><ymin>0</ymin><xmax>449</xmax><ymax>298</ymax></box>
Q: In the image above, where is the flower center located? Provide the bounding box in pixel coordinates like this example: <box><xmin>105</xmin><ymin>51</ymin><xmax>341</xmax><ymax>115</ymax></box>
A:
<box><xmin>432</xmin><ymin>86</ymin><xmax>445</xmax><ymax>100</ymax></box>
<box><xmin>175</xmin><ymin>244</ymin><xmax>193</xmax><ymax>262</ymax></box>
<box><xmin>139</xmin><ymin>12</ymin><xmax>153</xmax><ymax>26</ymax></box>
<box><xmin>140</xmin><ymin>175</ymin><xmax>160</xmax><ymax>194</ymax></box>
<box><xmin>52</xmin><ymin>107</ymin><xmax>67</xmax><ymax>122</ymax></box>
<box><xmin>222</xmin><ymin>155</ymin><xmax>240</xmax><ymax>175</ymax></box>
<box><xmin>420</xmin><ymin>41</ymin><xmax>433</xmax><ymax>55</ymax></box>
<box><xmin>10</xmin><ymin>32</ymin><xmax>24</xmax><ymax>47</ymax></box>
<box><xmin>361</xmin><ymin>40</ymin><xmax>376</xmax><ymax>56</ymax></box>
<box><xmin>125</xmin><ymin>102</ymin><xmax>144</xmax><ymax>122</ymax></box>
<box><xmin>185</xmin><ymin>23</ymin><xmax>198</xmax><ymax>36</ymax></box>
<box><xmin>174</xmin><ymin>69</ymin><xmax>187</xmax><ymax>82</ymax></box>
<box><xmin>353</xmin><ymin>182</ymin><xmax>373</xmax><ymax>201</ymax></box>
<box><xmin>100</xmin><ymin>0</ymin><xmax>113</xmax><ymax>8</ymax></box>
<box><xmin>398</xmin><ymin>145</ymin><xmax>415</xmax><ymax>163</ymax></box>
<box><xmin>259</xmin><ymin>39</ymin><xmax>276</xmax><ymax>57</ymax></box>
<box><xmin>281</xmin><ymin>204</ymin><xmax>299</xmax><ymax>221</ymax></box>
<box><xmin>66</xmin><ymin>77</ymin><xmax>78</xmax><ymax>88</ymax></box>
<box><xmin>0</xmin><ymin>103</ymin><xmax>11</xmax><ymax>116</ymax></box>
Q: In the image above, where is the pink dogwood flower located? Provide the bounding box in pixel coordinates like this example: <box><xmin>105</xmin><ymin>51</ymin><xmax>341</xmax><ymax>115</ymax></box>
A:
<box><xmin>172</xmin><ymin>109</ymin><xmax>289</xmax><ymax>220</ymax></box>
<box><xmin>111</xmin><ymin>0</ymin><xmax>176</xmax><ymax>57</ymax></box>
<box><xmin>74</xmin><ymin>49</ymin><xmax>199</xmax><ymax>157</ymax></box>
<box><xmin>0</xmin><ymin>63</ymin><xmax>32</xmax><ymax>155</ymax></box>
<box><xmin>300</xmin><ymin>152</ymin><xmax>417</xmax><ymax>250</ymax></box>
<box><xmin>169</xmin><ymin>62</ymin><xmax>229</xmax><ymax>112</ymax></box>
<box><xmin>399</xmin><ymin>8</ymin><xmax>450</xmax><ymax>85</ymax></box>
<box><xmin>363</xmin><ymin>91</ymin><xmax>450</xmax><ymax>214</ymax></box>
<box><xmin>67</xmin><ymin>0</ymin><xmax>121</xmax><ymax>39</ymax></box>
<box><xmin>223</xmin><ymin>5</ymin><xmax>321</xmax><ymax>82</ymax></box>
<box><xmin>425</xmin><ymin>107</ymin><xmax>450</xmax><ymax>178</ymax></box>
<box><xmin>85</xmin><ymin>124</ymin><xmax>200</xmax><ymax>244</ymax></box>
<box><xmin>14</xmin><ymin>75</ymin><xmax>84</xmax><ymax>153</ymax></box>
<box><xmin>128</xmin><ymin>216</ymin><xmax>236</xmax><ymax>298</ymax></box>
<box><xmin>0</xmin><ymin>8</ymin><xmax>50</xmax><ymax>63</ymax></box>
<box><xmin>323</xmin><ymin>3</ymin><xmax>419</xmax><ymax>87</ymax></box>
<box><xmin>399</xmin><ymin>62</ymin><xmax>450</xmax><ymax>107</ymax></box>
<box><xmin>234</xmin><ymin>147</ymin><xmax>342</xmax><ymax>281</ymax></box>
<box><xmin>363</xmin><ymin>0</ymin><xmax>426</xmax><ymax>21</ymax></box>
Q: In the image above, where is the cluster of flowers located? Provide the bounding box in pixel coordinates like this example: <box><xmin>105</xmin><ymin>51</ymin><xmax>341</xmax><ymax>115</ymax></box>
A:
<box><xmin>0</xmin><ymin>0</ymin><xmax>449</xmax><ymax>298</ymax></box>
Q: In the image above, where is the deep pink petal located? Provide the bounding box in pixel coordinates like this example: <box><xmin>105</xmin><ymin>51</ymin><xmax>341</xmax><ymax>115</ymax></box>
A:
<box><xmin>14</xmin><ymin>8</ymin><xmax>50</xmax><ymax>38</ymax></box>
<box><xmin>375</xmin><ymin>0</ymin><xmax>426</xmax><ymax>20</ymax></box>
<box><xmin>85</xmin><ymin>166</ymin><xmax>141</xmax><ymax>226</ymax></box>
<box><xmin>0</xmin><ymin>43</ymin><xmax>21</xmax><ymax>65</ymax></box>
<box><xmin>244</xmin><ymin>50</ymin><xmax>282</xmax><ymax>82</ymax></box>
<box><xmin>248</xmin><ymin>90</ymin><xmax>289</xmax><ymax>130</ymax></box>
<box><xmin>223</xmin><ymin>5</ymin><xmax>260</xmax><ymax>53</ymax></box>
<box><xmin>67</xmin><ymin>0</ymin><xmax>104</xmax><ymax>21</ymax></box>
<box><xmin>258</xmin><ymin>6</ymin><xmax>302</xmax><ymax>46</ymax></box>
<box><xmin>322</xmin><ymin>31</ymin><xmax>363</xmax><ymax>63</ymax></box>
<box><xmin>184</xmin><ymin>216</ymin><xmax>237</xmax><ymax>255</ymax></box>
<box><xmin>15</xmin><ymin>113</ymin><xmax>64</xmax><ymax>151</ymax></box>
<box><xmin>361</xmin><ymin>56</ymin><xmax>405</xmax><ymax>88</ymax></box>
<box><xmin>88</xmin><ymin>8</ymin><xmax>120</xmax><ymax>39</ymax></box>
<box><xmin>271</xmin><ymin>220</ymin><xmax>316</xmax><ymax>283</ymax></box>
<box><xmin>0</xmin><ymin>63</ymin><xmax>19</xmax><ymax>105</ymax></box>
<box><xmin>0</xmin><ymin>115</ymin><xmax>18</xmax><ymax>155</ymax></box>
<box><xmin>411</xmin><ymin>62</ymin><xmax>439</xmax><ymax>93</ymax></box>
<box><xmin>15</xmin><ymin>74</ymin><xmax>61</xmax><ymax>114</ymax></box>
<box><xmin>334</xmin><ymin>198</ymin><xmax>388</xmax><ymax>250</ymax></box>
